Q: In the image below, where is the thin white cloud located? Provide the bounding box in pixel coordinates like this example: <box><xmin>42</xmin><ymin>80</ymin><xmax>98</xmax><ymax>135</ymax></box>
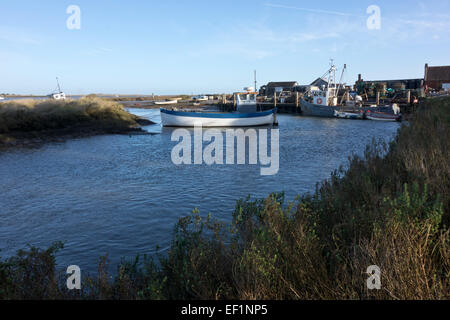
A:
<box><xmin>396</xmin><ymin>18</ymin><xmax>450</xmax><ymax>30</ymax></box>
<box><xmin>266</xmin><ymin>2</ymin><xmax>450</xmax><ymax>36</ymax></box>
<box><xmin>0</xmin><ymin>26</ymin><xmax>42</xmax><ymax>45</ymax></box>
<box><xmin>264</xmin><ymin>3</ymin><xmax>364</xmax><ymax>18</ymax></box>
<box><xmin>81</xmin><ymin>47</ymin><xmax>113</xmax><ymax>56</ymax></box>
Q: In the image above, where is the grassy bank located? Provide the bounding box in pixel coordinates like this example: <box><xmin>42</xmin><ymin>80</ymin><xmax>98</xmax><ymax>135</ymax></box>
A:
<box><xmin>0</xmin><ymin>97</ymin><xmax>449</xmax><ymax>300</ymax></box>
<box><xmin>0</xmin><ymin>97</ymin><xmax>153</xmax><ymax>149</ymax></box>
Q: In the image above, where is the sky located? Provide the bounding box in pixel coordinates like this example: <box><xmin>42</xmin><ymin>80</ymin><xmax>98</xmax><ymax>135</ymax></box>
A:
<box><xmin>1</xmin><ymin>0</ymin><xmax>450</xmax><ymax>95</ymax></box>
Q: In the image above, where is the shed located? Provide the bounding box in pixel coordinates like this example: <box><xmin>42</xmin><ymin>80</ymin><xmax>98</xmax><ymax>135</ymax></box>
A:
<box><xmin>260</xmin><ymin>81</ymin><xmax>298</xmax><ymax>96</ymax></box>
<box><xmin>425</xmin><ymin>64</ymin><xmax>450</xmax><ymax>91</ymax></box>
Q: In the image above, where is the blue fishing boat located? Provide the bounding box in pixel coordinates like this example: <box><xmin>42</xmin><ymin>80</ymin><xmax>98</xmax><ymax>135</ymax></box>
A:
<box><xmin>160</xmin><ymin>88</ymin><xmax>277</xmax><ymax>127</ymax></box>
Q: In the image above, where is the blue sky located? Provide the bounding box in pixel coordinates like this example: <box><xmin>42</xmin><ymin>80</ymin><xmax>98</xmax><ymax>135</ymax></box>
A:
<box><xmin>1</xmin><ymin>0</ymin><xmax>449</xmax><ymax>95</ymax></box>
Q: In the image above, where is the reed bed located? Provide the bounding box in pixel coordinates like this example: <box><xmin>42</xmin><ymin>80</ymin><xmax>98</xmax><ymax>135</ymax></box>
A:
<box><xmin>0</xmin><ymin>97</ymin><xmax>139</xmax><ymax>134</ymax></box>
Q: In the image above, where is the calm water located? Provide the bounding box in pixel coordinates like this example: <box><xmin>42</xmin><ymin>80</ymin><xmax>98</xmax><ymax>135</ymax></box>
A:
<box><xmin>0</xmin><ymin>109</ymin><xmax>401</xmax><ymax>273</ymax></box>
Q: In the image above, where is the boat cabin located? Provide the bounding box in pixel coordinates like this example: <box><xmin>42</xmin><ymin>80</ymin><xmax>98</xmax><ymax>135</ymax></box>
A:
<box><xmin>311</xmin><ymin>89</ymin><xmax>338</xmax><ymax>106</ymax></box>
<box><xmin>234</xmin><ymin>87</ymin><xmax>257</xmax><ymax>112</ymax></box>
<box><xmin>49</xmin><ymin>92</ymin><xmax>66</xmax><ymax>100</ymax></box>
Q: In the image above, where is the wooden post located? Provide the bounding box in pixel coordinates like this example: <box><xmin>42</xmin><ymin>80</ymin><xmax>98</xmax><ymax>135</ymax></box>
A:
<box><xmin>274</xmin><ymin>92</ymin><xmax>277</xmax><ymax>107</ymax></box>
<box><xmin>407</xmin><ymin>90</ymin><xmax>411</xmax><ymax>104</ymax></box>
<box><xmin>376</xmin><ymin>91</ymin><xmax>380</xmax><ymax>106</ymax></box>
<box><xmin>233</xmin><ymin>94</ymin><xmax>236</xmax><ymax>107</ymax></box>
<box><xmin>295</xmin><ymin>92</ymin><xmax>299</xmax><ymax>108</ymax></box>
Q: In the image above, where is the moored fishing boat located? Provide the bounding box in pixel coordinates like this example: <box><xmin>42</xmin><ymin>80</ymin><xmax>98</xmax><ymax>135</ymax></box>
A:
<box><xmin>300</xmin><ymin>61</ymin><xmax>345</xmax><ymax>118</ymax></box>
<box><xmin>302</xmin><ymin>61</ymin><xmax>401</xmax><ymax>119</ymax></box>
<box><xmin>160</xmin><ymin>87</ymin><xmax>277</xmax><ymax>127</ymax></box>
<box><xmin>301</xmin><ymin>98</ymin><xmax>338</xmax><ymax>117</ymax></box>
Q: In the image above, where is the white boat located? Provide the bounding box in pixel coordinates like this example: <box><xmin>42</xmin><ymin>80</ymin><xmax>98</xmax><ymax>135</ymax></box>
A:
<box><xmin>192</xmin><ymin>95</ymin><xmax>208</xmax><ymax>101</ymax></box>
<box><xmin>0</xmin><ymin>96</ymin><xmax>5</xmax><ymax>100</ymax></box>
<box><xmin>49</xmin><ymin>92</ymin><xmax>66</xmax><ymax>100</ymax></box>
<box><xmin>48</xmin><ymin>77</ymin><xmax>66</xmax><ymax>100</ymax></box>
<box><xmin>161</xmin><ymin>87</ymin><xmax>276</xmax><ymax>127</ymax></box>
<box><xmin>154</xmin><ymin>99</ymin><xmax>178</xmax><ymax>105</ymax></box>
<box><xmin>334</xmin><ymin>110</ymin><xmax>364</xmax><ymax>119</ymax></box>
<box><xmin>366</xmin><ymin>110</ymin><xmax>401</xmax><ymax>122</ymax></box>
<box><xmin>160</xmin><ymin>108</ymin><xmax>277</xmax><ymax>127</ymax></box>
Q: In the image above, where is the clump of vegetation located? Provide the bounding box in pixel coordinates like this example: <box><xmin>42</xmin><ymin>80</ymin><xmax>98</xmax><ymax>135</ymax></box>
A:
<box><xmin>0</xmin><ymin>96</ymin><xmax>152</xmax><ymax>149</ymax></box>
<box><xmin>0</xmin><ymin>97</ymin><xmax>140</xmax><ymax>134</ymax></box>
<box><xmin>0</xmin><ymin>97</ymin><xmax>449</xmax><ymax>300</ymax></box>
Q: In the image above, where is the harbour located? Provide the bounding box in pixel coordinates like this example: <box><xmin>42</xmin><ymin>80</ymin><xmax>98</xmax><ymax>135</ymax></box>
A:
<box><xmin>0</xmin><ymin>109</ymin><xmax>401</xmax><ymax>274</ymax></box>
<box><xmin>1</xmin><ymin>1</ymin><xmax>449</xmax><ymax>302</ymax></box>
<box><xmin>0</xmin><ymin>61</ymin><xmax>447</xmax><ymax>274</ymax></box>
<box><xmin>108</xmin><ymin>61</ymin><xmax>450</xmax><ymax>123</ymax></box>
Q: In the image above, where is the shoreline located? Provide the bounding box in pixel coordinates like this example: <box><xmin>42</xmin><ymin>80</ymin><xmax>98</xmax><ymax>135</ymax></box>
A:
<box><xmin>0</xmin><ymin>120</ymin><xmax>154</xmax><ymax>152</ymax></box>
<box><xmin>0</xmin><ymin>97</ymin><xmax>156</xmax><ymax>152</ymax></box>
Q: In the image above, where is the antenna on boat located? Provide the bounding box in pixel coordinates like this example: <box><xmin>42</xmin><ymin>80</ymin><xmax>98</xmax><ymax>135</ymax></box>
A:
<box><xmin>254</xmin><ymin>70</ymin><xmax>257</xmax><ymax>93</ymax></box>
<box><xmin>337</xmin><ymin>64</ymin><xmax>347</xmax><ymax>92</ymax></box>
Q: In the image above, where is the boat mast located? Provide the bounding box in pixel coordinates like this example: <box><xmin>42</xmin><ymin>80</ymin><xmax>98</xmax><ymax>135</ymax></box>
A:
<box><xmin>327</xmin><ymin>59</ymin><xmax>337</xmax><ymax>98</ymax></box>
<box><xmin>56</xmin><ymin>77</ymin><xmax>62</xmax><ymax>93</ymax></box>
<box><xmin>337</xmin><ymin>64</ymin><xmax>346</xmax><ymax>93</ymax></box>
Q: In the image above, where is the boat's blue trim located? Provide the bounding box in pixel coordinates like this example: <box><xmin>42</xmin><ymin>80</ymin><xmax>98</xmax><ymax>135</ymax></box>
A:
<box><xmin>160</xmin><ymin>108</ymin><xmax>277</xmax><ymax>118</ymax></box>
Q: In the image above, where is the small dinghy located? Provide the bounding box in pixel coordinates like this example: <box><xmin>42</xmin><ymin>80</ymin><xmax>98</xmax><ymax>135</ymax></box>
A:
<box><xmin>154</xmin><ymin>99</ymin><xmax>178</xmax><ymax>105</ymax></box>
<box><xmin>366</xmin><ymin>110</ymin><xmax>402</xmax><ymax>122</ymax></box>
<box><xmin>334</xmin><ymin>110</ymin><xmax>364</xmax><ymax>120</ymax></box>
<box><xmin>160</xmin><ymin>87</ymin><xmax>277</xmax><ymax>127</ymax></box>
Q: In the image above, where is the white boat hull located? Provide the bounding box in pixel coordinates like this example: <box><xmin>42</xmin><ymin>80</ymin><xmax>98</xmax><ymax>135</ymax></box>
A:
<box><xmin>48</xmin><ymin>92</ymin><xmax>66</xmax><ymax>100</ymax></box>
<box><xmin>160</xmin><ymin>108</ymin><xmax>276</xmax><ymax>127</ymax></box>
<box><xmin>366</xmin><ymin>111</ymin><xmax>401</xmax><ymax>122</ymax></box>
<box><xmin>154</xmin><ymin>100</ymin><xmax>178</xmax><ymax>105</ymax></box>
<box><xmin>366</xmin><ymin>115</ymin><xmax>400</xmax><ymax>121</ymax></box>
<box><xmin>334</xmin><ymin>110</ymin><xmax>364</xmax><ymax>119</ymax></box>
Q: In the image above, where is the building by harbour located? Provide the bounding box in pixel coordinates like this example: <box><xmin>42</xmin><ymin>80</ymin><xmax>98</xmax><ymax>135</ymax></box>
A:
<box><xmin>424</xmin><ymin>64</ymin><xmax>450</xmax><ymax>92</ymax></box>
<box><xmin>354</xmin><ymin>74</ymin><xmax>424</xmax><ymax>96</ymax></box>
<box><xmin>259</xmin><ymin>81</ymin><xmax>298</xmax><ymax>96</ymax></box>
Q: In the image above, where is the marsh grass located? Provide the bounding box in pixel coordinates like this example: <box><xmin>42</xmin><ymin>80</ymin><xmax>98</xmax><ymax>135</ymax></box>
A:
<box><xmin>0</xmin><ymin>97</ymin><xmax>449</xmax><ymax>300</ymax></box>
<box><xmin>0</xmin><ymin>97</ymin><xmax>140</xmax><ymax>134</ymax></box>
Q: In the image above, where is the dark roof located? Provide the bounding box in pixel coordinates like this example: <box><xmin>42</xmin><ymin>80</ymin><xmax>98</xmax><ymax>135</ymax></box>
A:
<box><xmin>267</xmin><ymin>81</ymin><xmax>298</xmax><ymax>87</ymax></box>
<box><xmin>426</xmin><ymin>66</ymin><xmax>450</xmax><ymax>81</ymax></box>
<box><xmin>310</xmin><ymin>77</ymin><xmax>328</xmax><ymax>87</ymax></box>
